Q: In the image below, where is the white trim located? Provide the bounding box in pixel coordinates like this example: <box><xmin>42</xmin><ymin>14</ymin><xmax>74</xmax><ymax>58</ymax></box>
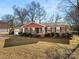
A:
<box><xmin>23</xmin><ymin>28</ymin><xmax>25</xmax><ymax>33</ymax></box>
<box><xmin>42</xmin><ymin>27</ymin><xmax>45</xmax><ymax>34</ymax></box>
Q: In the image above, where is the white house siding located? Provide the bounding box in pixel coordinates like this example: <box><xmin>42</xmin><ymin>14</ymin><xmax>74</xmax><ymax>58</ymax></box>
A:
<box><xmin>14</xmin><ymin>29</ymin><xmax>20</xmax><ymax>35</ymax></box>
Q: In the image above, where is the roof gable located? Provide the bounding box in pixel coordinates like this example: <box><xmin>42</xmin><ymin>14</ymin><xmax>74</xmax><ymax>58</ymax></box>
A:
<box><xmin>24</xmin><ymin>22</ymin><xmax>45</xmax><ymax>28</ymax></box>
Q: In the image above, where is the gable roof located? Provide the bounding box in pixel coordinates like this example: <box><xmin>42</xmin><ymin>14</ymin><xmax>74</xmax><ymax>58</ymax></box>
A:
<box><xmin>23</xmin><ymin>22</ymin><xmax>45</xmax><ymax>28</ymax></box>
<box><xmin>22</xmin><ymin>22</ymin><xmax>69</xmax><ymax>28</ymax></box>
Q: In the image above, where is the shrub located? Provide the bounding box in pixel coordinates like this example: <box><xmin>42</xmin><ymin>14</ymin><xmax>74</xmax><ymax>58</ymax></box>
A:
<box><xmin>55</xmin><ymin>33</ymin><xmax>60</xmax><ymax>37</ymax></box>
<box><xmin>62</xmin><ymin>33</ymin><xmax>66</xmax><ymax>37</ymax></box>
<box><xmin>45</xmin><ymin>33</ymin><xmax>51</xmax><ymax>37</ymax></box>
<box><xmin>18</xmin><ymin>32</ymin><xmax>32</xmax><ymax>36</ymax></box>
<box><xmin>9</xmin><ymin>31</ymin><xmax>14</xmax><ymax>35</ymax></box>
<box><xmin>72</xmin><ymin>31</ymin><xmax>78</xmax><ymax>35</ymax></box>
<box><xmin>18</xmin><ymin>32</ymin><xmax>22</xmax><ymax>35</ymax></box>
<box><xmin>66</xmin><ymin>32</ymin><xmax>73</xmax><ymax>38</ymax></box>
<box><xmin>18</xmin><ymin>32</ymin><xmax>23</xmax><ymax>36</ymax></box>
<box><xmin>51</xmin><ymin>33</ymin><xmax>54</xmax><ymax>37</ymax></box>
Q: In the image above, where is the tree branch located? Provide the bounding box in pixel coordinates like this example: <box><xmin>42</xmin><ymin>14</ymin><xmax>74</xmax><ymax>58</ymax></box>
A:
<box><xmin>67</xmin><ymin>0</ymin><xmax>76</xmax><ymax>7</ymax></box>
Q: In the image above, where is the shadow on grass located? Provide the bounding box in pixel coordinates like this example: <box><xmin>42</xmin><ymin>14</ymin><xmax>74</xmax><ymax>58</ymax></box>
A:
<box><xmin>4</xmin><ymin>35</ymin><xmax>70</xmax><ymax>47</ymax></box>
<box><xmin>36</xmin><ymin>38</ymin><xmax>70</xmax><ymax>44</ymax></box>
<box><xmin>4</xmin><ymin>36</ymin><xmax>39</xmax><ymax>47</ymax></box>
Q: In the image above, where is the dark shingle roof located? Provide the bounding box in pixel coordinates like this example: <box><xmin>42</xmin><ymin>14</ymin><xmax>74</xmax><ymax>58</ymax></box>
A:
<box><xmin>42</xmin><ymin>22</ymin><xmax>69</xmax><ymax>27</ymax></box>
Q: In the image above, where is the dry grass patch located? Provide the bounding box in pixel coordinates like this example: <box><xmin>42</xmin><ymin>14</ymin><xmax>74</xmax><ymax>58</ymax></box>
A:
<box><xmin>0</xmin><ymin>41</ymin><xmax>74</xmax><ymax>59</ymax></box>
<box><xmin>0</xmin><ymin>37</ymin><xmax>9</xmax><ymax>48</ymax></box>
<box><xmin>0</xmin><ymin>35</ymin><xmax>78</xmax><ymax>59</ymax></box>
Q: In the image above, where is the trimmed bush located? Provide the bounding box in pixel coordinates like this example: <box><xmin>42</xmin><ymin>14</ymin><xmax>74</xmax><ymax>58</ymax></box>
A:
<box><xmin>18</xmin><ymin>32</ymin><xmax>22</xmax><ymax>35</ymax></box>
<box><xmin>55</xmin><ymin>33</ymin><xmax>60</xmax><ymax>37</ymax></box>
<box><xmin>9</xmin><ymin>31</ymin><xmax>14</xmax><ymax>35</ymax></box>
<box><xmin>51</xmin><ymin>33</ymin><xmax>54</xmax><ymax>37</ymax></box>
<box><xmin>66</xmin><ymin>32</ymin><xmax>73</xmax><ymax>38</ymax></box>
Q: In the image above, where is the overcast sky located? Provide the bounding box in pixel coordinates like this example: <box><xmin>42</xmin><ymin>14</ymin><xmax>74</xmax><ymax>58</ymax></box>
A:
<box><xmin>0</xmin><ymin>0</ymin><xmax>76</xmax><ymax>20</ymax></box>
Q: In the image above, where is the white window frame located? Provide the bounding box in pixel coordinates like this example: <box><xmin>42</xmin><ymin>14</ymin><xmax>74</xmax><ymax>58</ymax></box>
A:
<box><xmin>56</xmin><ymin>26</ymin><xmax>61</xmax><ymax>33</ymax></box>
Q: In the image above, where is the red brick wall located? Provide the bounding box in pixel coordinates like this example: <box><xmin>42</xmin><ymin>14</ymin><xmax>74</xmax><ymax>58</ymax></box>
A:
<box><xmin>52</xmin><ymin>26</ymin><xmax>55</xmax><ymax>32</ymax></box>
<box><xmin>52</xmin><ymin>25</ymin><xmax>67</xmax><ymax>33</ymax></box>
<box><xmin>61</xmin><ymin>26</ymin><xmax>65</xmax><ymax>33</ymax></box>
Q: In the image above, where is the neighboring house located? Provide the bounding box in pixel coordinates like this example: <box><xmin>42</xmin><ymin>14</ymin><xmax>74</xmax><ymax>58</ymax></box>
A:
<box><xmin>20</xmin><ymin>21</ymin><xmax>70</xmax><ymax>37</ymax></box>
<box><xmin>0</xmin><ymin>21</ymin><xmax>10</xmax><ymax>34</ymax></box>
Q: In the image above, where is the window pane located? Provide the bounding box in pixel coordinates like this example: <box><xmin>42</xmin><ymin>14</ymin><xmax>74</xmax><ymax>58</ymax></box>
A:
<box><xmin>56</xmin><ymin>27</ymin><xmax>60</xmax><ymax>33</ymax></box>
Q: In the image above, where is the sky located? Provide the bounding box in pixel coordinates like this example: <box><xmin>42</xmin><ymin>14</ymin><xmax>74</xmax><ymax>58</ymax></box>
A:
<box><xmin>0</xmin><ymin>0</ymin><xmax>76</xmax><ymax>20</ymax></box>
<box><xmin>0</xmin><ymin>0</ymin><xmax>62</xmax><ymax>19</ymax></box>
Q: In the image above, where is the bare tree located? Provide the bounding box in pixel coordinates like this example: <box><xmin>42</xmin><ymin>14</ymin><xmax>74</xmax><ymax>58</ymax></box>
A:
<box><xmin>27</xmin><ymin>1</ymin><xmax>47</xmax><ymax>23</ymax></box>
<box><xmin>55</xmin><ymin>14</ymin><xmax>61</xmax><ymax>23</ymax></box>
<box><xmin>36</xmin><ymin>2</ymin><xmax>46</xmax><ymax>23</ymax></box>
<box><xmin>1</xmin><ymin>14</ymin><xmax>15</xmax><ymax>34</ymax></box>
<box><xmin>1</xmin><ymin>14</ymin><xmax>15</xmax><ymax>28</ymax></box>
<box><xmin>65</xmin><ymin>0</ymin><xmax>79</xmax><ymax>31</ymax></box>
<box><xmin>58</xmin><ymin>0</ymin><xmax>79</xmax><ymax>31</ymax></box>
<box><xmin>13</xmin><ymin>6</ymin><xmax>28</xmax><ymax>26</ymax></box>
<box><xmin>57</xmin><ymin>0</ymin><xmax>76</xmax><ymax>24</ymax></box>
<box><xmin>27</xmin><ymin>1</ymin><xmax>37</xmax><ymax>22</ymax></box>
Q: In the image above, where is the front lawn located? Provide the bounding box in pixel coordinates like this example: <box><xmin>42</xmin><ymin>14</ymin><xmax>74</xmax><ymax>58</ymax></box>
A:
<box><xmin>4</xmin><ymin>35</ymin><xmax>69</xmax><ymax>47</ymax></box>
<box><xmin>0</xmin><ymin>35</ymin><xmax>78</xmax><ymax>59</ymax></box>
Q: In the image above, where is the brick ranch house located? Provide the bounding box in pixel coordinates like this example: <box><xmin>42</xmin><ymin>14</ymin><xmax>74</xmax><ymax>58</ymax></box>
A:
<box><xmin>20</xmin><ymin>22</ymin><xmax>70</xmax><ymax>37</ymax></box>
<box><xmin>0</xmin><ymin>21</ymin><xmax>10</xmax><ymax>34</ymax></box>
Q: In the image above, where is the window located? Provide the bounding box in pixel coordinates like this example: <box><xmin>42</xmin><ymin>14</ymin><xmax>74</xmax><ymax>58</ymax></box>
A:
<box><xmin>56</xmin><ymin>26</ymin><xmax>61</xmax><ymax>33</ymax></box>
